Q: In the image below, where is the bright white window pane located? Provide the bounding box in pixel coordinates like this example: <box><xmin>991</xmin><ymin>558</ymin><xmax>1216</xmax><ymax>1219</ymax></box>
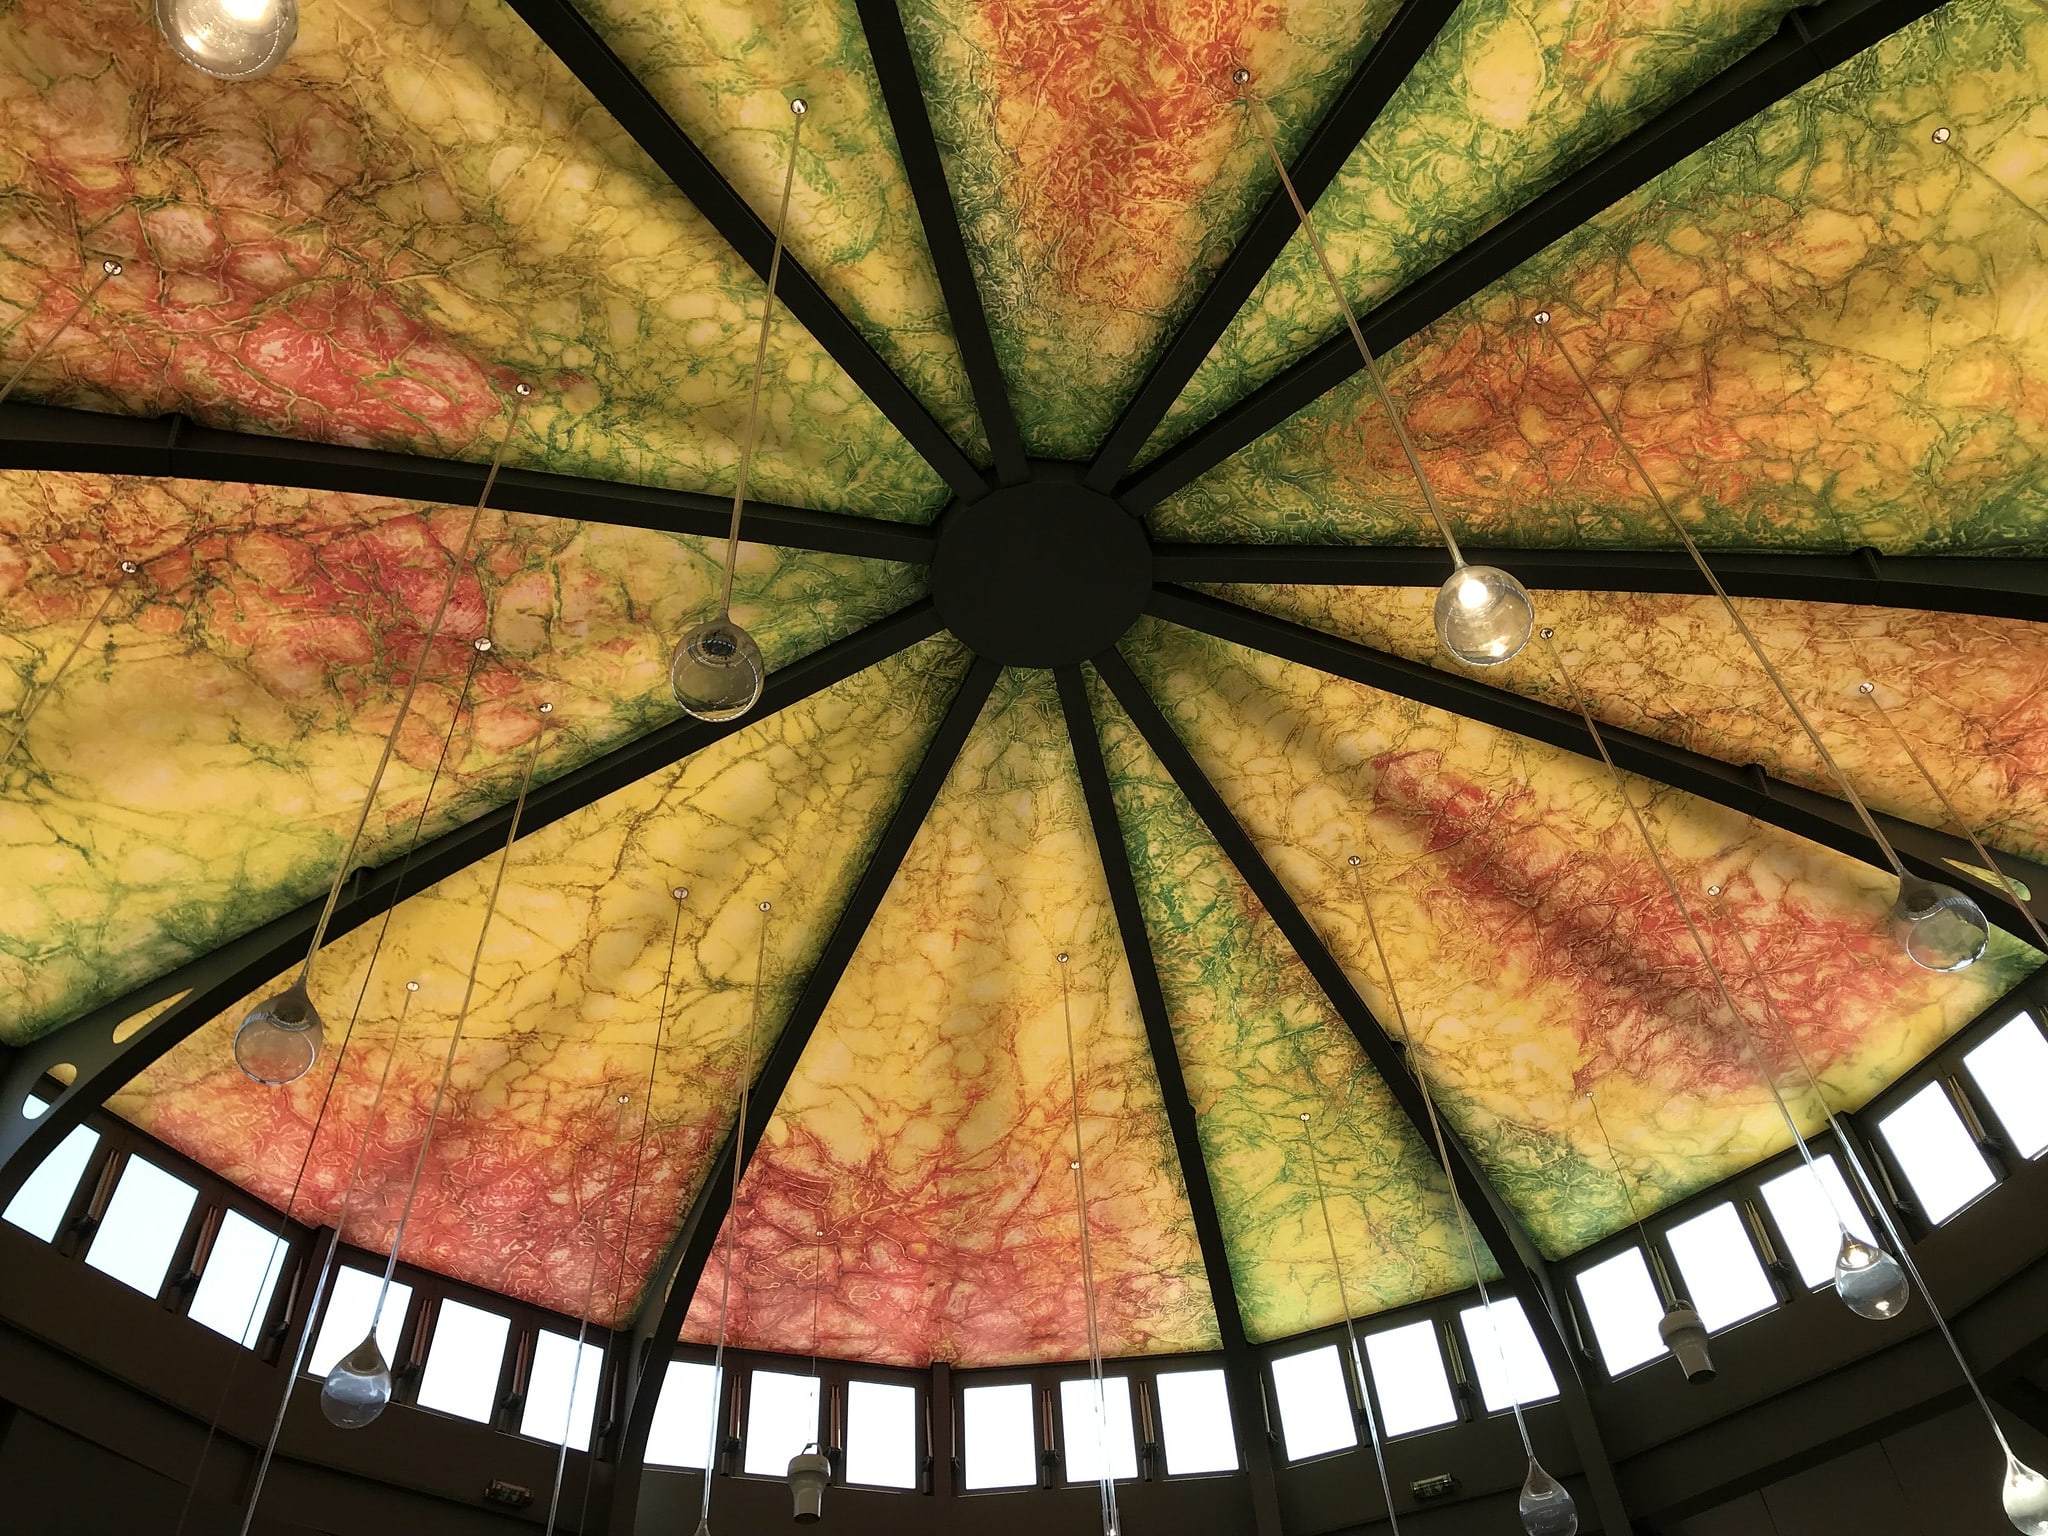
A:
<box><xmin>1459</xmin><ymin>1300</ymin><xmax>1558</xmax><ymax>1413</ymax></box>
<box><xmin>84</xmin><ymin>1158</ymin><xmax>197</xmax><ymax>1298</ymax></box>
<box><xmin>188</xmin><ymin>1210</ymin><xmax>289</xmax><ymax>1347</ymax></box>
<box><xmin>845</xmin><ymin>1380</ymin><xmax>918</xmax><ymax>1489</ymax></box>
<box><xmin>742</xmin><ymin>1370</ymin><xmax>821</xmax><ymax>1476</ymax></box>
<box><xmin>962</xmin><ymin>1382</ymin><xmax>1037</xmax><ymax>1490</ymax></box>
<box><xmin>1155</xmin><ymin>1368</ymin><xmax>1236</xmax><ymax>1474</ymax></box>
<box><xmin>1575</xmin><ymin>1249</ymin><xmax>1668</xmax><ymax>1375</ymax></box>
<box><xmin>1965</xmin><ymin>1015</ymin><xmax>2048</xmax><ymax>1160</ymax></box>
<box><xmin>1880</xmin><ymin>1081</ymin><xmax>1998</xmax><ymax>1225</ymax></box>
<box><xmin>1270</xmin><ymin>1344</ymin><xmax>1356</xmax><ymax>1461</ymax></box>
<box><xmin>1666</xmin><ymin>1203</ymin><xmax>1777</xmax><ymax>1333</ymax></box>
<box><xmin>1759</xmin><ymin>1155</ymin><xmax>1875</xmax><ymax>1288</ymax></box>
<box><xmin>522</xmin><ymin>1331</ymin><xmax>605</xmax><ymax>1449</ymax></box>
<box><xmin>1363</xmin><ymin>1321</ymin><xmax>1458</xmax><ymax>1436</ymax></box>
<box><xmin>308</xmin><ymin>1267</ymin><xmax>413</xmax><ymax>1378</ymax></box>
<box><xmin>1060</xmin><ymin>1376</ymin><xmax>1137</xmax><ymax>1483</ymax></box>
<box><xmin>3</xmin><ymin>1125</ymin><xmax>98</xmax><ymax>1242</ymax></box>
<box><xmin>415</xmin><ymin>1299</ymin><xmax>510</xmax><ymax>1423</ymax></box>
<box><xmin>646</xmin><ymin>1361</ymin><xmax>722</xmax><ymax>1470</ymax></box>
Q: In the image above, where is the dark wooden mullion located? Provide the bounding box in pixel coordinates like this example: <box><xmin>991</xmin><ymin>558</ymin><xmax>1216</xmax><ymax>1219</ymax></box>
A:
<box><xmin>498</xmin><ymin>0</ymin><xmax>987</xmax><ymax>502</ymax></box>
<box><xmin>1055</xmin><ymin>666</ymin><xmax>1285</xmax><ymax>1536</ymax></box>
<box><xmin>1083</xmin><ymin>0</ymin><xmax>1464</xmax><ymax>493</ymax></box>
<box><xmin>604</xmin><ymin>656</ymin><xmax>1000</xmax><ymax>1536</ymax></box>
<box><xmin>853</xmin><ymin>0</ymin><xmax>1027</xmax><ymax>486</ymax></box>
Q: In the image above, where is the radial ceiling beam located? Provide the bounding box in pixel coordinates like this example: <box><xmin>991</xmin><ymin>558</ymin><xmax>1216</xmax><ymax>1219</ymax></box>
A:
<box><xmin>1151</xmin><ymin>584</ymin><xmax>2048</xmax><ymax>941</ymax></box>
<box><xmin>607</xmin><ymin>656</ymin><xmax>1000</xmax><ymax>1536</ymax></box>
<box><xmin>1082</xmin><ymin>0</ymin><xmax>1464</xmax><ymax>493</ymax></box>
<box><xmin>1120</xmin><ymin>0</ymin><xmax>1947</xmax><ymax>513</ymax></box>
<box><xmin>498</xmin><ymin>0</ymin><xmax>987</xmax><ymax>503</ymax></box>
<box><xmin>1090</xmin><ymin>646</ymin><xmax>1635</xmax><ymax>1534</ymax></box>
<box><xmin>1151</xmin><ymin>542</ymin><xmax>2048</xmax><ymax>624</ymax></box>
<box><xmin>0</xmin><ymin>403</ymin><xmax>936</xmax><ymax>565</ymax></box>
<box><xmin>854</xmin><ymin>0</ymin><xmax>1027</xmax><ymax>487</ymax></box>
<box><xmin>1056</xmin><ymin>666</ymin><xmax>1285</xmax><ymax>1536</ymax></box>
<box><xmin>0</xmin><ymin>601</ymin><xmax>948</xmax><ymax>1209</ymax></box>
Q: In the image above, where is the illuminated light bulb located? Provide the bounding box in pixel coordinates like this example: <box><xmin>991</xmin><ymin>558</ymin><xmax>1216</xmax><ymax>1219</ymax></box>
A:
<box><xmin>1433</xmin><ymin>564</ymin><xmax>1534</xmax><ymax>666</ymax></box>
<box><xmin>155</xmin><ymin>0</ymin><xmax>296</xmax><ymax>78</ymax></box>
<box><xmin>1519</xmin><ymin>1456</ymin><xmax>1579</xmax><ymax>1536</ymax></box>
<box><xmin>1834</xmin><ymin>1231</ymin><xmax>1911</xmax><ymax>1320</ymax></box>
<box><xmin>1892</xmin><ymin>876</ymin><xmax>1989</xmax><ymax>972</ymax></box>
<box><xmin>320</xmin><ymin>1331</ymin><xmax>392</xmax><ymax>1428</ymax></box>
<box><xmin>2006</xmin><ymin>1452</ymin><xmax>2048</xmax><ymax>1534</ymax></box>
<box><xmin>670</xmin><ymin>617</ymin><xmax>765</xmax><ymax>722</ymax></box>
<box><xmin>233</xmin><ymin>977</ymin><xmax>322</xmax><ymax>1085</ymax></box>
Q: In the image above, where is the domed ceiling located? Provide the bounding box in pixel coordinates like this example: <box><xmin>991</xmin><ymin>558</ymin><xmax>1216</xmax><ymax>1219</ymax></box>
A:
<box><xmin>2</xmin><ymin>0</ymin><xmax>2045</xmax><ymax>1373</ymax></box>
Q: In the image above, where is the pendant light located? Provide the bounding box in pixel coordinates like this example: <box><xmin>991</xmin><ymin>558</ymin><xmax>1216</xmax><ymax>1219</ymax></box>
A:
<box><xmin>0</xmin><ymin>258</ymin><xmax>121</xmax><ymax>406</ymax></box>
<box><xmin>1057</xmin><ymin>951</ymin><xmax>1122</xmax><ymax>1536</ymax></box>
<box><xmin>1297</xmin><ymin>1110</ymin><xmax>1405</xmax><ymax>1530</ymax></box>
<box><xmin>155</xmin><ymin>0</ymin><xmax>296</xmax><ymax>79</ymax></box>
<box><xmin>1538</xmin><ymin>628</ymin><xmax>1916</xmax><ymax>1325</ymax></box>
<box><xmin>2</xmin><ymin>557</ymin><xmax>138</xmax><ymax>770</ymax></box>
<box><xmin>321</xmin><ymin>706</ymin><xmax>550</xmax><ymax>1428</ymax></box>
<box><xmin>1531</xmin><ymin>314</ymin><xmax>1984</xmax><ymax>972</ymax></box>
<box><xmin>789</xmin><ymin>1211</ymin><xmax>828</xmax><ymax>1521</ymax></box>
<box><xmin>672</xmin><ymin>100</ymin><xmax>808</xmax><ymax>723</ymax></box>
<box><xmin>236</xmin><ymin>392</ymin><xmax>531</xmax><ymax>1085</ymax></box>
<box><xmin>696</xmin><ymin>900</ymin><xmax>772</xmax><ymax>1536</ymax></box>
<box><xmin>1344</xmin><ymin>858</ymin><xmax>1576</xmax><ymax>1536</ymax></box>
<box><xmin>1584</xmin><ymin>1092</ymin><xmax>1712</xmax><ymax>1382</ymax></box>
<box><xmin>1234</xmin><ymin>68</ymin><xmax>1532</xmax><ymax>667</ymax></box>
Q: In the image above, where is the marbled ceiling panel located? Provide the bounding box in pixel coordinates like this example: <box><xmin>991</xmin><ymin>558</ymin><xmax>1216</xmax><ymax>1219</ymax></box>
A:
<box><xmin>109</xmin><ymin>638</ymin><xmax>971</xmax><ymax>1322</ymax></box>
<box><xmin>1158</xmin><ymin>0</ymin><xmax>2048</xmax><ymax>554</ymax></box>
<box><xmin>0</xmin><ymin>0</ymin><xmax>943</xmax><ymax>517</ymax></box>
<box><xmin>0</xmin><ymin>469</ymin><xmax>923</xmax><ymax>1046</ymax></box>
<box><xmin>682</xmin><ymin>668</ymin><xmax>1217</xmax><ymax>1367</ymax></box>
<box><xmin>1121</xmin><ymin>618</ymin><xmax>2038</xmax><ymax>1255</ymax></box>
<box><xmin>1086</xmin><ymin>672</ymin><xmax>1481</xmax><ymax>1343</ymax></box>
<box><xmin>903</xmin><ymin>0</ymin><xmax>1396</xmax><ymax>459</ymax></box>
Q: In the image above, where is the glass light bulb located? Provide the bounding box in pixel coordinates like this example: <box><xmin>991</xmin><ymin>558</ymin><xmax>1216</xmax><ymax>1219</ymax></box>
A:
<box><xmin>1833</xmin><ymin>1231</ymin><xmax>1911</xmax><ymax>1320</ymax></box>
<box><xmin>320</xmin><ymin>1331</ymin><xmax>392</xmax><ymax>1428</ymax></box>
<box><xmin>155</xmin><ymin>0</ymin><xmax>296</xmax><ymax>78</ymax></box>
<box><xmin>2006</xmin><ymin>1452</ymin><xmax>2048</xmax><ymax>1534</ymax></box>
<box><xmin>671</xmin><ymin>617</ymin><xmax>765</xmax><ymax>723</ymax></box>
<box><xmin>233</xmin><ymin>977</ymin><xmax>322</xmax><ymax>1085</ymax></box>
<box><xmin>1892</xmin><ymin>877</ymin><xmax>1989</xmax><ymax>972</ymax></box>
<box><xmin>1433</xmin><ymin>564</ymin><xmax>1534</xmax><ymax>666</ymax></box>
<box><xmin>1519</xmin><ymin>1456</ymin><xmax>1579</xmax><ymax>1536</ymax></box>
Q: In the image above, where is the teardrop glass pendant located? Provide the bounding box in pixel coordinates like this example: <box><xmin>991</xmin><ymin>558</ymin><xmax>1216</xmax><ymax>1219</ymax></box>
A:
<box><xmin>2007</xmin><ymin>1452</ymin><xmax>2048</xmax><ymax>1534</ymax></box>
<box><xmin>1834</xmin><ymin>1231</ymin><xmax>1912</xmax><ymax>1320</ymax></box>
<box><xmin>1518</xmin><ymin>1456</ymin><xmax>1579</xmax><ymax>1536</ymax></box>
<box><xmin>320</xmin><ymin>1331</ymin><xmax>393</xmax><ymax>1428</ymax></box>
<box><xmin>234</xmin><ymin>976</ymin><xmax>323</xmax><ymax>1085</ymax></box>
<box><xmin>693</xmin><ymin>1521</ymin><xmax>711</xmax><ymax>1536</ymax></box>
<box><xmin>670</xmin><ymin>616</ymin><xmax>765</xmax><ymax>723</ymax></box>
<box><xmin>1892</xmin><ymin>876</ymin><xmax>1989</xmax><ymax>972</ymax></box>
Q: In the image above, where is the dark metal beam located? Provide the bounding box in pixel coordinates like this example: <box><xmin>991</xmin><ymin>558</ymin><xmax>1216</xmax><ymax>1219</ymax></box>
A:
<box><xmin>0</xmin><ymin>403</ymin><xmax>936</xmax><ymax>565</ymax></box>
<box><xmin>1151</xmin><ymin>542</ymin><xmax>2048</xmax><ymax>625</ymax></box>
<box><xmin>1055</xmin><ymin>666</ymin><xmax>1285</xmax><ymax>1536</ymax></box>
<box><xmin>854</xmin><ymin>0</ymin><xmax>1026</xmax><ymax>487</ymax></box>
<box><xmin>1120</xmin><ymin>0</ymin><xmax>1948</xmax><ymax>513</ymax></box>
<box><xmin>606</xmin><ymin>656</ymin><xmax>1000</xmax><ymax>1536</ymax></box>
<box><xmin>0</xmin><ymin>602</ymin><xmax>947</xmax><ymax>1207</ymax></box>
<box><xmin>1151</xmin><ymin>583</ymin><xmax>2048</xmax><ymax>943</ymax></box>
<box><xmin>498</xmin><ymin>0</ymin><xmax>987</xmax><ymax>502</ymax></box>
<box><xmin>1082</xmin><ymin>0</ymin><xmax>1463</xmax><ymax>493</ymax></box>
<box><xmin>1994</xmin><ymin>1378</ymin><xmax>2048</xmax><ymax>1444</ymax></box>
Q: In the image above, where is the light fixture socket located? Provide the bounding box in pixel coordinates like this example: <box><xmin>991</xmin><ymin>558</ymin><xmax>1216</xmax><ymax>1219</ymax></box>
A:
<box><xmin>1659</xmin><ymin>1301</ymin><xmax>1715</xmax><ymax>1383</ymax></box>
<box><xmin>788</xmin><ymin>1445</ymin><xmax>830</xmax><ymax>1523</ymax></box>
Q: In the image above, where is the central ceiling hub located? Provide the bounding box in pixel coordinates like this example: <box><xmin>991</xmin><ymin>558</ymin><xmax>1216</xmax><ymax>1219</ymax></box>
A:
<box><xmin>930</xmin><ymin>471</ymin><xmax>1151</xmax><ymax>667</ymax></box>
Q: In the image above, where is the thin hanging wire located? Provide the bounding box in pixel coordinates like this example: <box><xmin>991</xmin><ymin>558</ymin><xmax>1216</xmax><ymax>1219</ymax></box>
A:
<box><xmin>1344</xmin><ymin>858</ymin><xmax>1537</xmax><ymax>1459</ymax></box>
<box><xmin>2</xmin><ymin>559</ymin><xmax>138</xmax><ymax>770</ymax></box>
<box><xmin>0</xmin><ymin>258</ymin><xmax>121</xmax><ymax>406</ymax></box>
<box><xmin>294</xmin><ymin>384</ymin><xmax>531</xmax><ymax>989</ymax></box>
<box><xmin>543</xmin><ymin>1087</ymin><xmax>636</xmax><ymax>1536</ymax></box>
<box><xmin>717</xmin><ymin>102</ymin><xmax>806</xmax><ymax>621</ymax></box>
<box><xmin>698</xmin><ymin>899</ymin><xmax>772</xmax><ymax>1535</ymax></box>
<box><xmin>1058</xmin><ymin>952</ymin><xmax>1121</xmax><ymax>1536</ymax></box>
<box><xmin>365</xmin><ymin>707</ymin><xmax>550</xmax><ymax>1336</ymax></box>
<box><xmin>1532</xmin><ymin>313</ymin><xmax>1908</xmax><ymax>877</ymax></box>
<box><xmin>1584</xmin><ymin>1092</ymin><xmax>1669</xmax><ymax>1305</ymax></box>
<box><xmin>1297</xmin><ymin>1110</ymin><xmax>1402</xmax><ymax>1533</ymax></box>
<box><xmin>1858</xmin><ymin>681</ymin><xmax>2048</xmax><ymax>953</ymax></box>
<box><xmin>1929</xmin><ymin>125</ymin><xmax>2048</xmax><ymax>234</ymax></box>
<box><xmin>1232</xmin><ymin>69</ymin><xmax>1464</xmax><ymax>567</ymax></box>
